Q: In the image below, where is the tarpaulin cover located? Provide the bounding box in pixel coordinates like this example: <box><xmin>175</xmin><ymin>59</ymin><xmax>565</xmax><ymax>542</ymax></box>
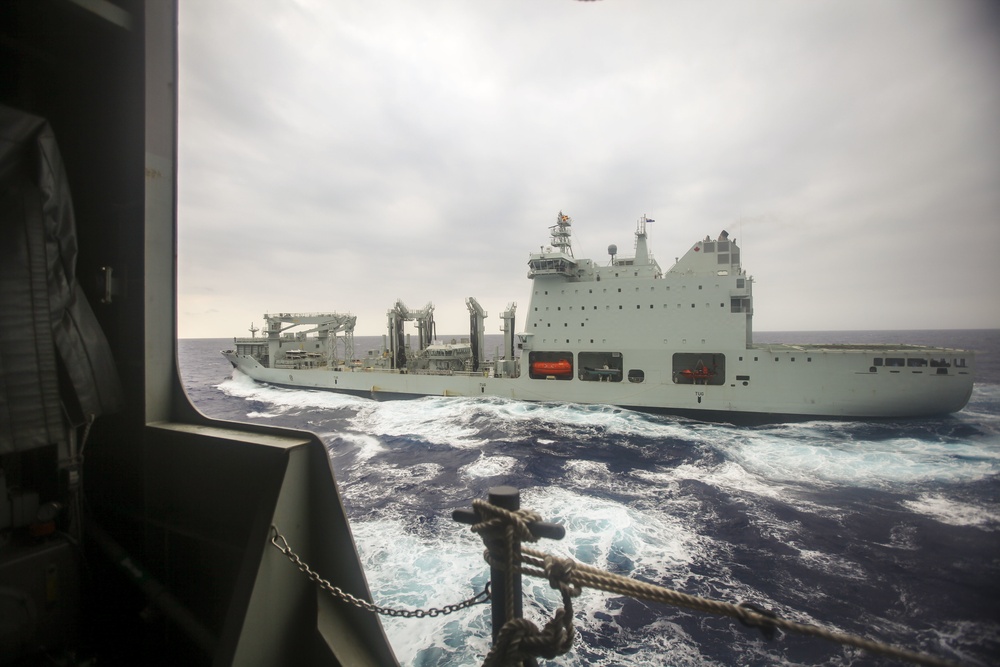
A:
<box><xmin>0</xmin><ymin>105</ymin><xmax>123</xmax><ymax>453</ymax></box>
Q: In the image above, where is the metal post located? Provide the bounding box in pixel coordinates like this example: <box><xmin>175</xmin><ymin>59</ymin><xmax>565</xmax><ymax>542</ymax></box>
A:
<box><xmin>488</xmin><ymin>485</ymin><xmax>521</xmax><ymax>640</ymax></box>
<box><xmin>452</xmin><ymin>486</ymin><xmax>563</xmax><ymax>666</ymax></box>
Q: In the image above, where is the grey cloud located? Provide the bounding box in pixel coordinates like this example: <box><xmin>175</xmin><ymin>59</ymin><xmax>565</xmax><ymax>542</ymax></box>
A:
<box><xmin>178</xmin><ymin>0</ymin><xmax>1000</xmax><ymax>337</ymax></box>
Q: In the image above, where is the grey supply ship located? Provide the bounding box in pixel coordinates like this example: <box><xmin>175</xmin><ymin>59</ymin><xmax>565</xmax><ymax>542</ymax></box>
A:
<box><xmin>223</xmin><ymin>213</ymin><xmax>974</xmax><ymax>422</ymax></box>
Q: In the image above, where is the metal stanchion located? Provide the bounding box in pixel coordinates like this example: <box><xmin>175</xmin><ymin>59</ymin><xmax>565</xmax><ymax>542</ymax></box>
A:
<box><xmin>453</xmin><ymin>485</ymin><xmax>565</xmax><ymax>665</ymax></box>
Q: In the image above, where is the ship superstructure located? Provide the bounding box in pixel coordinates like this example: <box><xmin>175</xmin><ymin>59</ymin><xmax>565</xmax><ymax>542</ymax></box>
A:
<box><xmin>223</xmin><ymin>213</ymin><xmax>974</xmax><ymax>422</ymax></box>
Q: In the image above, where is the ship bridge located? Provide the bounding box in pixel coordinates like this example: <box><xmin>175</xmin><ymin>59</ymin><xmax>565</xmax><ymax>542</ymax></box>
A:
<box><xmin>528</xmin><ymin>211</ymin><xmax>578</xmax><ymax>278</ymax></box>
<box><xmin>528</xmin><ymin>251</ymin><xmax>577</xmax><ymax>278</ymax></box>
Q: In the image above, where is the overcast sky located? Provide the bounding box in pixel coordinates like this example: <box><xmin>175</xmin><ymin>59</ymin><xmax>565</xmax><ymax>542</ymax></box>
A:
<box><xmin>178</xmin><ymin>0</ymin><xmax>1000</xmax><ymax>338</ymax></box>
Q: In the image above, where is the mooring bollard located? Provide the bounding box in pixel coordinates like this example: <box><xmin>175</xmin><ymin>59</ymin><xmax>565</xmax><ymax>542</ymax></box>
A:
<box><xmin>453</xmin><ymin>485</ymin><xmax>565</xmax><ymax>657</ymax></box>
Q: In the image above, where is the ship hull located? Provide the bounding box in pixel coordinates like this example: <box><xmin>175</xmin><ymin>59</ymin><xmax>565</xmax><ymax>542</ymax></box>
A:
<box><xmin>223</xmin><ymin>347</ymin><xmax>974</xmax><ymax>422</ymax></box>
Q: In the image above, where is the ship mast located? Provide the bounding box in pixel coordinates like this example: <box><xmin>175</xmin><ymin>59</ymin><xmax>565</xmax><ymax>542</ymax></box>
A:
<box><xmin>634</xmin><ymin>214</ymin><xmax>652</xmax><ymax>264</ymax></box>
<box><xmin>550</xmin><ymin>211</ymin><xmax>574</xmax><ymax>257</ymax></box>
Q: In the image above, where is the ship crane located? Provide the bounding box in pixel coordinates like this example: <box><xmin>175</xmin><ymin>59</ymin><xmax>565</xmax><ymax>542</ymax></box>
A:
<box><xmin>466</xmin><ymin>297</ymin><xmax>487</xmax><ymax>372</ymax></box>
<box><xmin>263</xmin><ymin>312</ymin><xmax>357</xmax><ymax>335</ymax></box>
<box><xmin>262</xmin><ymin>312</ymin><xmax>357</xmax><ymax>364</ymax></box>
<box><xmin>499</xmin><ymin>302</ymin><xmax>518</xmax><ymax>378</ymax></box>
<box><xmin>387</xmin><ymin>300</ymin><xmax>436</xmax><ymax>370</ymax></box>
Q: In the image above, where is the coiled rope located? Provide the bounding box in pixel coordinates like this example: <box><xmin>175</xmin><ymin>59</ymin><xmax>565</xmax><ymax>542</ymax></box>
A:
<box><xmin>468</xmin><ymin>499</ymin><xmax>961</xmax><ymax>667</ymax></box>
<box><xmin>470</xmin><ymin>500</ymin><xmax>576</xmax><ymax>666</ymax></box>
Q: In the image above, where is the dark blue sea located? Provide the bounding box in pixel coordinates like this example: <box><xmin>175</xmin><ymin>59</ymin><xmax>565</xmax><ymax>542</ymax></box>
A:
<box><xmin>179</xmin><ymin>330</ymin><xmax>1000</xmax><ymax>667</ymax></box>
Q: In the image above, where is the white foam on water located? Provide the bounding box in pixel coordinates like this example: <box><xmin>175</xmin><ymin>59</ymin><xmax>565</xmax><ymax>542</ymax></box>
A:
<box><xmin>794</xmin><ymin>549</ymin><xmax>869</xmax><ymax>581</ymax></box>
<box><xmin>450</xmin><ymin>397</ymin><xmax>709</xmax><ymax>444</ymax></box>
<box><xmin>513</xmin><ymin>485</ymin><xmax>810</xmax><ymax>666</ymax></box>
<box><xmin>350</xmin><ymin>515</ymin><xmax>492</xmax><ymax>666</ymax></box>
<box><xmin>349</xmin><ymin>481</ymin><xmax>740</xmax><ymax>666</ymax></box>
<box><xmin>245</xmin><ymin>411</ymin><xmax>278</xmax><ymax>419</ymax></box>
<box><xmin>901</xmin><ymin>494</ymin><xmax>1000</xmax><ymax>530</ymax></box>
<box><xmin>345</xmin><ymin>461</ymin><xmax>446</xmax><ymax>509</ymax></box>
<box><xmin>556</xmin><ymin>617</ymin><xmax>728</xmax><ymax>667</ymax></box>
<box><xmin>521</xmin><ymin>486</ymin><xmax>702</xmax><ymax>584</ymax></box>
<box><xmin>521</xmin><ymin>402</ymin><xmax>674</xmax><ymax>438</ymax></box>
<box><xmin>328</xmin><ymin>431</ymin><xmax>385</xmax><ymax>466</ymax></box>
<box><xmin>295</xmin><ymin>394</ymin><xmax>1000</xmax><ymax>665</ymax></box>
<box><xmin>924</xmin><ymin>619</ymin><xmax>1000</xmax><ymax>667</ymax></box>
<box><xmin>710</xmin><ymin>425</ymin><xmax>1000</xmax><ymax>490</ymax></box>
<box><xmin>886</xmin><ymin>523</ymin><xmax>919</xmax><ymax>551</ymax></box>
<box><xmin>656</xmin><ymin>458</ymin><xmax>846</xmax><ymax>534</ymax></box>
<box><xmin>460</xmin><ymin>454</ymin><xmax>519</xmax><ymax>479</ymax></box>
<box><xmin>670</xmin><ymin>459</ymin><xmax>794</xmax><ymax>500</ymax></box>
<box><xmin>561</xmin><ymin>454</ymin><xmax>836</xmax><ymax>584</ymax></box>
<box><xmin>350</xmin><ymin>397</ymin><xmax>489</xmax><ymax>448</ymax></box>
<box><xmin>562</xmin><ymin>460</ymin><xmax>613</xmax><ymax>488</ymax></box>
<box><xmin>218</xmin><ymin>369</ymin><xmax>369</xmax><ymax>412</ymax></box>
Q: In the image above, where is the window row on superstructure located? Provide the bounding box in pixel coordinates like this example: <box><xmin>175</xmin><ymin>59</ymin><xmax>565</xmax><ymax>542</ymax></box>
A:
<box><xmin>534</xmin><ymin>278</ymin><xmax>747</xmax><ymax>296</ymax></box>
<box><xmin>529</xmin><ymin>300</ymin><xmax>750</xmax><ymax>330</ymax></box>
<box><xmin>871</xmin><ymin>356</ymin><xmax>968</xmax><ymax>374</ymax></box>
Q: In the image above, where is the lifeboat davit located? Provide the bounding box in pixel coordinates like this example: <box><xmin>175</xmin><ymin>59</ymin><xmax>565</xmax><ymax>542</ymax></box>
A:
<box><xmin>532</xmin><ymin>359</ymin><xmax>572</xmax><ymax>376</ymax></box>
<box><xmin>679</xmin><ymin>367</ymin><xmax>714</xmax><ymax>380</ymax></box>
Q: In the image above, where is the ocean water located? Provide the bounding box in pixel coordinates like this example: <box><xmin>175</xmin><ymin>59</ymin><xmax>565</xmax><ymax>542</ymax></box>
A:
<box><xmin>179</xmin><ymin>330</ymin><xmax>1000</xmax><ymax>666</ymax></box>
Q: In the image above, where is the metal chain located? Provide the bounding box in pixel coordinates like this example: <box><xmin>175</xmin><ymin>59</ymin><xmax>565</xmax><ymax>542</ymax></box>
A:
<box><xmin>269</xmin><ymin>525</ymin><xmax>490</xmax><ymax>618</ymax></box>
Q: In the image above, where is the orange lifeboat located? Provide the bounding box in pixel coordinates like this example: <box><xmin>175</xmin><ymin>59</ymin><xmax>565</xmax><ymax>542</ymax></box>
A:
<box><xmin>531</xmin><ymin>359</ymin><xmax>572</xmax><ymax>376</ymax></box>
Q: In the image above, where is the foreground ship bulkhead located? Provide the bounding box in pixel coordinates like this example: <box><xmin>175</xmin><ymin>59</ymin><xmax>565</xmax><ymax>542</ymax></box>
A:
<box><xmin>224</xmin><ymin>214</ymin><xmax>974</xmax><ymax>421</ymax></box>
<box><xmin>2</xmin><ymin>2</ymin><xmax>397</xmax><ymax>665</ymax></box>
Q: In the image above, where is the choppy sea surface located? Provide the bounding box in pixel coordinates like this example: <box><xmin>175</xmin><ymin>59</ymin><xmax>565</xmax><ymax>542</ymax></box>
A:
<box><xmin>179</xmin><ymin>330</ymin><xmax>999</xmax><ymax>666</ymax></box>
